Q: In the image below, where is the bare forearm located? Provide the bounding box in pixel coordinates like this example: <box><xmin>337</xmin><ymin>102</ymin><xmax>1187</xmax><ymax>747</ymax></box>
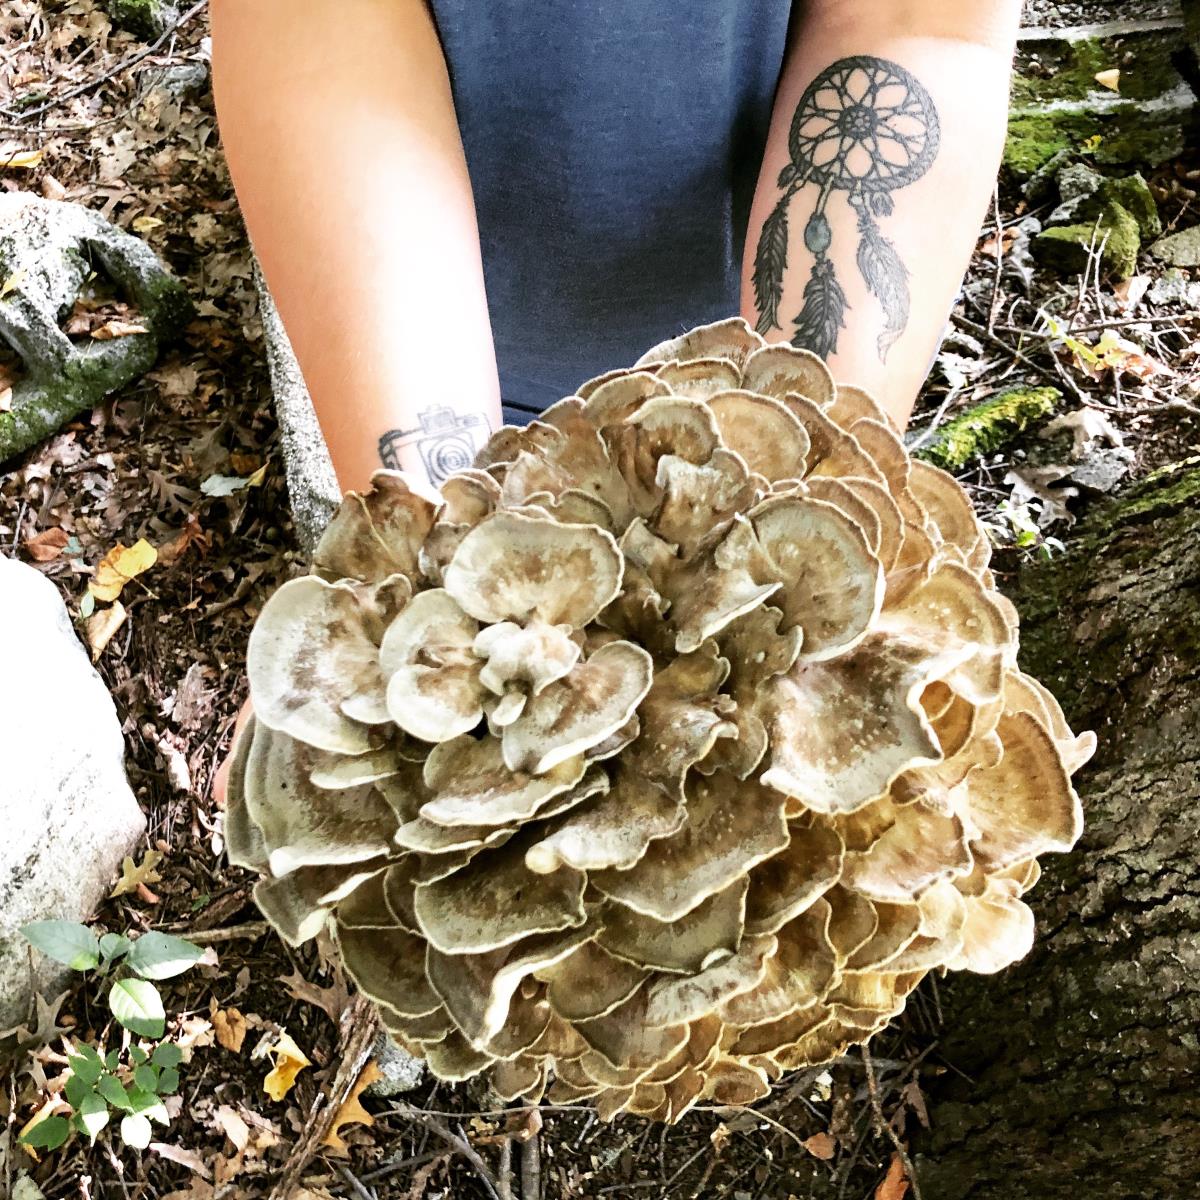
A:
<box><xmin>211</xmin><ymin>0</ymin><xmax>501</xmax><ymax>492</ymax></box>
<box><xmin>742</xmin><ymin>1</ymin><xmax>1020</xmax><ymax>429</ymax></box>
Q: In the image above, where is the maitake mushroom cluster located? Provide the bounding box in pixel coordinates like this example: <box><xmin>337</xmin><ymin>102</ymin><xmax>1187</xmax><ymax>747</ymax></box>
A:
<box><xmin>226</xmin><ymin>318</ymin><xmax>1094</xmax><ymax>1122</ymax></box>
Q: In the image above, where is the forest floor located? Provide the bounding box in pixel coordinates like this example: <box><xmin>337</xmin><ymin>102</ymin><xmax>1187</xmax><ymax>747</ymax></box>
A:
<box><xmin>0</xmin><ymin>4</ymin><xmax>1198</xmax><ymax>1200</ymax></box>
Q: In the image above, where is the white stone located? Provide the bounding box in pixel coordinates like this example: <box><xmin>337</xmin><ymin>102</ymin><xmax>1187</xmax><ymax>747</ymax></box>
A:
<box><xmin>0</xmin><ymin>558</ymin><xmax>145</xmax><ymax>1031</ymax></box>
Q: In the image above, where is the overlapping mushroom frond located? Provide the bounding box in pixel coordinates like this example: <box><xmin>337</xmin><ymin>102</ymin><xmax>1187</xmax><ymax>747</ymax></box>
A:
<box><xmin>227</xmin><ymin>318</ymin><xmax>1094</xmax><ymax>1123</ymax></box>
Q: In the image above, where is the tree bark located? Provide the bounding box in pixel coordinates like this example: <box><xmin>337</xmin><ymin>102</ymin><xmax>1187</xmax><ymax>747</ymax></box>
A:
<box><xmin>915</xmin><ymin>461</ymin><xmax>1200</xmax><ymax>1197</ymax></box>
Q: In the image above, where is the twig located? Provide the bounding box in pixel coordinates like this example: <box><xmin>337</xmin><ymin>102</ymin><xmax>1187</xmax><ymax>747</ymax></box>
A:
<box><xmin>1</xmin><ymin>1</ymin><xmax>210</xmax><ymax>123</ymax></box>
<box><xmin>389</xmin><ymin>1104</ymin><xmax>504</xmax><ymax>1200</ymax></box>
<box><xmin>861</xmin><ymin>1044</ymin><xmax>923</xmax><ymax>1200</ymax></box>
<box><xmin>179</xmin><ymin>920</ymin><xmax>272</xmax><ymax>944</ymax></box>
<box><xmin>996</xmin><ymin>314</ymin><xmax>1200</xmax><ymax>336</ymax></box>
<box><xmin>336</xmin><ymin>1164</ymin><xmax>376</xmax><ymax>1200</ymax></box>
<box><xmin>268</xmin><ymin>994</ymin><xmax>380</xmax><ymax>1200</ymax></box>
<box><xmin>497</xmin><ymin>1139</ymin><xmax>515</xmax><ymax>1200</ymax></box>
<box><xmin>520</xmin><ymin>1131</ymin><xmax>542</xmax><ymax>1200</ymax></box>
<box><xmin>953</xmin><ymin>314</ymin><xmax>1088</xmax><ymax>405</ymax></box>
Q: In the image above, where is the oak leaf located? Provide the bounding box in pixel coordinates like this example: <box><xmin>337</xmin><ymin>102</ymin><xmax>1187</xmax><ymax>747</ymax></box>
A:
<box><xmin>322</xmin><ymin>1060</ymin><xmax>383</xmax><ymax>1155</ymax></box>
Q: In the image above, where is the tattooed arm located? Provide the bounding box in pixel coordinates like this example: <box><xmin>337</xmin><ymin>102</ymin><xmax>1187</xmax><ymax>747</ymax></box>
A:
<box><xmin>743</xmin><ymin>2</ymin><xmax>1020</xmax><ymax>429</ymax></box>
<box><xmin>211</xmin><ymin>0</ymin><xmax>501</xmax><ymax>491</ymax></box>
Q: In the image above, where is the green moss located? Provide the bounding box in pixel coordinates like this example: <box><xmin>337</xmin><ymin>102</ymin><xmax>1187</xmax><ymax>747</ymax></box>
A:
<box><xmin>1004</xmin><ymin>109</ymin><xmax>1186</xmax><ymax>179</ymax></box>
<box><xmin>1012</xmin><ymin>35</ymin><xmax>1182</xmax><ymax>106</ymax></box>
<box><xmin>1033</xmin><ymin>201</ymin><xmax>1142</xmax><ymax>278</ymax></box>
<box><xmin>1099</xmin><ymin>174</ymin><xmax>1162</xmax><ymax>240</ymax></box>
<box><xmin>916</xmin><ymin>387</ymin><xmax>1061</xmax><ymax>472</ymax></box>
<box><xmin>104</xmin><ymin>0</ymin><xmax>174</xmax><ymax>38</ymax></box>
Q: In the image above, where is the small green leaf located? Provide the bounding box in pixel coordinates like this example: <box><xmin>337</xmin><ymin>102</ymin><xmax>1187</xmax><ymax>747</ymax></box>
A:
<box><xmin>133</xmin><ymin>1064</ymin><xmax>157</xmax><ymax>1092</ymax></box>
<box><xmin>64</xmin><ymin>1073</ymin><xmax>93</xmax><ymax>1107</ymax></box>
<box><xmin>20</xmin><ymin>921</ymin><xmax>100</xmax><ymax>971</ymax></box>
<box><xmin>68</xmin><ymin>1047</ymin><xmax>103</xmax><ymax>1086</ymax></box>
<box><xmin>129</xmin><ymin>1044</ymin><xmax>149</xmax><ymax>1065</ymax></box>
<box><xmin>97</xmin><ymin>1074</ymin><xmax>133</xmax><ymax>1112</ymax></box>
<box><xmin>128</xmin><ymin>1091</ymin><xmax>170</xmax><ymax>1124</ymax></box>
<box><xmin>156</xmin><ymin>1066</ymin><xmax>179</xmax><ymax>1094</ymax></box>
<box><xmin>75</xmin><ymin>1094</ymin><xmax>110</xmax><ymax>1144</ymax></box>
<box><xmin>20</xmin><ymin>1114</ymin><xmax>70</xmax><ymax>1151</ymax></box>
<box><xmin>125</xmin><ymin>932</ymin><xmax>204</xmax><ymax>981</ymax></box>
<box><xmin>119</xmin><ymin>1113</ymin><xmax>152</xmax><ymax>1149</ymax></box>
<box><xmin>109</xmin><ymin>979</ymin><xmax>165</xmax><ymax>1038</ymax></box>
<box><xmin>99</xmin><ymin>933</ymin><xmax>133</xmax><ymax>964</ymax></box>
<box><xmin>79</xmin><ymin>589</ymin><xmax>96</xmax><ymax>619</ymax></box>
<box><xmin>105</xmin><ymin>1049</ymin><xmax>120</xmax><ymax>1071</ymax></box>
<box><xmin>151</xmin><ymin>1042</ymin><xmax>182</xmax><ymax>1069</ymax></box>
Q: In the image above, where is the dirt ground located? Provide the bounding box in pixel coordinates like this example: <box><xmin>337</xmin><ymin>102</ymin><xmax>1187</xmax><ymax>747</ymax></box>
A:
<box><xmin>1</xmin><ymin>4</ymin><xmax>1198</xmax><ymax>1199</ymax></box>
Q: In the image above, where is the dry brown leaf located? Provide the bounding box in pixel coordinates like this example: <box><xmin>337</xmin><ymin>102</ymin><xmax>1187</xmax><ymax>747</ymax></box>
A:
<box><xmin>89</xmin><ymin>538</ymin><xmax>157</xmax><ymax>602</ymax></box>
<box><xmin>875</xmin><ymin>1153</ymin><xmax>910</xmax><ymax>1200</ymax></box>
<box><xmin>25</xmin><ymin>528</ymin><xmax>70</xmax><ymax>562</ymax></box>
<box><xmin>262</xmin><ymin>1032</ymin><xmax>311</xmax><ymax>1101</ymax></box>
<box><xmin>213</xmin><ymin>1006</ymin><xmax>248</xmax><ymax>1053</ymax></box>
<box><xmin>802</xmin><ymin>1131</ymin><xmax>837</xmax><ymax>1160</ymax></box>
<box><xmin>86</xmin><ymin>600</ymin><xmax>128</xmax><ymax>660</ymax></box>
<box><xmin>214</xmin><ymin>1104</ymin><xmax>250</xmax><ymax>1152</ymax></box>
<box><xmin>92</xmin><ymin>319</ymin><xmax>150</xmax><ymax>340</ymax></box>
<box><xmin>150</xmin><ymin>1142</ymin><xmax>213</xmax><ymax>1179</ymax></box>
<box><xmin>900</xmin><ymin>1079</ymin><xmax>930</xmax><ymax>1130</ymax></box>
<box><xmin>109</xmin><ymin>848</ymin><xmax>163</xmax><ymax>898</ymax></box>
<box><xmin>157</xmin><ymin>514</ymin><xmax>210</xmax><ymax>567</ymax></box>
<box><xmin>279</xmin><ymin>967</ymin><xmax>350</xmax><ymax>1026</ymax></box>
<box><xmin>322</xmin><ymin>1059</ymin><xmax>383</xmax><ymax>1155</ymax></box>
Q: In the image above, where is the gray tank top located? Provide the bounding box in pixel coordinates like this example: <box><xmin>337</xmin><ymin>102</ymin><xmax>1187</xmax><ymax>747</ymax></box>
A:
<box><xmin>425</xmin><ymin>2</ymin><xmax>793</xmax><ymax>423</ymax></box>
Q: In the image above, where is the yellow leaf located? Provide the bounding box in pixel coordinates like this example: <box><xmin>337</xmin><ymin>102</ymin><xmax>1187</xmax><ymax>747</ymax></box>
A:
<box><xmin>110</xmin><ymin>848</ymin><xmax>163</xmax><ymax>898</ymax></box>
<box><xmin>1094</xmin><ymin>68</ymin><xmax>1120</xmax><ymax>92</ymax></box>
<box><xmin>86</xmin><ymin>599</ymin><xmax>128</xmax><ymax>660</ymax></box>
<box><xmin>89</xmin><ymin>538</ymin><xmax>157</xmax><ymax>602</ymax></box>
<box><xmin>263</xmin><ymin>1032</ymin><xmax>311</xmax><ymax>1101</ymax></box>
<box><xmin>246</xmin><ymin>462</ymin><xmax>268</xmax><ymax>488</ymax></box>
<box><xmin>1</xmin><ymin>146</ymin><xmax>44</xmax><ymax>170</ymax></box>
<box><xmin>0</xmin><ymin>267</ymin><xmax>28</xmax><ymax>298</ymax></box>
<box><xmin>323</xmin><ymin>1060</ymin><xmax>382</xmax><ymax>1155</ymax></box>
<box><xmin>132</xmin><ymin>215</ymin><xmax>164</xmax><ymax>233</ymax></box>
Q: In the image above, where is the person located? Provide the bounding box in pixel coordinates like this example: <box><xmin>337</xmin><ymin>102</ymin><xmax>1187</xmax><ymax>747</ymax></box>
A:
<box><xmin>210</xmin><ymin>0</ymin><xmax>1020</xmax><ymax>486</ymax></box>
<box><xmin>209</xmin><ymin>0</ymin><xmax>1020</xmax><ymax>792</ymax></box>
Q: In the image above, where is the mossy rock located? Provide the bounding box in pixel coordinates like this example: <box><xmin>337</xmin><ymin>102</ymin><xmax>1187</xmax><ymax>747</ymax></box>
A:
<box><xmin>1033</xmin><ymin>201</ymin><xmax>1141</xmax><ymax>278</ymax></box>
<box><xmin>104</xmin><ymin>0</ymin><xmax>178</xmax><ymax>38</ymax></box>
<box><xmin>915</xmin><ymin>387</ymin><xmax>1061</xmax><ymax>472</ymax></box>
<box><xmin>1005</xmin><ymin>31</ymin><xmax>1192</xmax><ymax>179</ymax></box>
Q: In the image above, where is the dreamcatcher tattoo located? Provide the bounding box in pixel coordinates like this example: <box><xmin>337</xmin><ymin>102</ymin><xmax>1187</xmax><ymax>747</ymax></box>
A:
<box><xmin>753</xmin><ymin>55</ymin><xmax>940</xmax><ymax>361</ymax></box>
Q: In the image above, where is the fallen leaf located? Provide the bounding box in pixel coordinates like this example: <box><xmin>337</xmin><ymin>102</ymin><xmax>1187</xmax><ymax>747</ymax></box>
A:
<box><xmin>1094</xmin><ymin>68</ymin><xmax>1120</xmax><ymax>91</ymax></box>
<box><xmin>110</xmin><ymin>848</ymin><xmax>164</xmax><ymax>898</ymax></box>
<box><xmin>1113</xmin><ymin>274</ymin><xmax>1150</xmax><ymax>312</ymax></box>
<box><xmin>200</xmin><ymin>463</ymin><xmax>267</xmax><ymax>498</ymax></box>
<box><xmin>213</xmin><ymin>1006</ymin><xmax>248</xmax><ymax>1053</ymax></box>
<box><xmin>279</xmin><ymin>967</ymin><xmax>350</xmax><ymax>1026</ymax></box>
<box><xmin>86</xmin><ymin>600</ymin><xmax>128</xmax><ymax>659</ymax></box>
<box><xmin>1093</xmin><ymin>329</ymin><xmax>1173</xmax><ymax>381</ymax></box>
<box><xmin>133</xmin><ymin>215</ymin><xmax>164</xmax><ymax>234</ymax></box>
<box><xmin>89</xmin><ymin>538</ymin><xmax>157</xmax><ymax>602</ymax></box>
<box><xmin>710</xmin><ymin>1122</ymin><xmax>730</xmax><ymax>1156</ymax></box>
<box><xmin>150</xmin><ymin>1142</ymin><xmax>213</xmax><ymax>1179</ymax></box>
<box><xmin>0</xmin><ymin>145</ymin><xmax>44</xmax><ymax>170</ymax></box>
<box><xmin>91</xmin><ymin>319</ymin><xmax>150</xmax><ymax>340</ymax></box>
<box><xmin>262</xmin><ymin>1032</ymin><xmax>311</xmax><ymax>1101</ymax></box>
<box><xmin>802</xmin><ymin>1132</ymin><xmax>837</xmax><ymax>1160</ymax></box>
<box><xmin>875</xmin><ymin>1153</ymin><xmax>910</xmax><ymax>1200</ymax></box>
<box><xmin>1043</xmin><ymin>408</ymin><xmax>1125</xmax><ymax>458</ymax></box>
<box><xmin>157</xmin><ymin>514</ymin><xmax>210</xmax><ymax>567</ymax></box>
<box><xmin>25</xmin><ymin>528</ymin><xmax>70</xmax><ymax>563</ymax></box>
<box><xmin>0</xmin><ymin>267</ymin><xmax>29</xmax><ymax>298</ymax></box>
<box><xmin>214</xmin><ymin>1104</ymin><xmax>250</xmax><ymax>1152</ymax></box>
<box><xmin>900</xmin><ymin>1079</ymin><xmax>930</xmax><ymax>1131</ymax></box>
<box><xmin>323</xmin><ymin>1060</ymin><xmax>383</xmax><ymax>1155</ymax></box>
<box><xmin>1005</xmin><ymin>466</ymin><xmax>1078</xmax><ymax>527</ymax></box>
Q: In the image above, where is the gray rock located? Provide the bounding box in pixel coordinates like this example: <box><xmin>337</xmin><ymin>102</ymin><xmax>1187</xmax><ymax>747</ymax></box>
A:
<box><xmin>1148</xmin><ymin>268</ymin><xmax>1200</xmax><ymax>307</ymax></box>
<box><xmin>103</xmin><ymin>0</ymin><xmax>179</xmax><ymax>38</ymax></box>
<box><xmin>1150</xmin><ymin>225</ymin><xmax>1200</xmax><ymax>267</ymax></box>
<box><xmin>365</xmin><ymin>1029</ymin><xmax>425</xmax><ymax>1096</ymax></box>
<box><xmin>0</xmin><ymin>193</ymin><xmax>191</xmax><ymax>463</ymax></box>
<box><xmin>0</xmin><ymin>558</ymin><xmax>145</xmax><ymax>1033</ymax></box>
<box><xmin>1069</xmin><ymin>447</ymin><xmax>1134</xmax><ymax>494</ymax></box>
<box><xmin>253</xmin><ymin>260</ymin><xmax>340</xmax><ymax>555</ymax></box>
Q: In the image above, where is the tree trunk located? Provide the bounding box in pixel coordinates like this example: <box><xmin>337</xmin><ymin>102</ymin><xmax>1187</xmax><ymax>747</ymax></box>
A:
<box><xmin>915</xmin><ymin>462</ymin><xmax>1200</xmax><ymax>1198</ymax></box>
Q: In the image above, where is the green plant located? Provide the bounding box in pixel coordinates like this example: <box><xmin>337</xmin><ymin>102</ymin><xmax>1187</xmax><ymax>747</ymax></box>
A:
<box><xmin>984</xmin><ymin>499</ymin><xmax>1067</xmax><ymax>561</ymax></box>
<box><xmin>17</xmin><ymin>921</ymin><xmax>201</xmax><ymax>1151</ymax></box>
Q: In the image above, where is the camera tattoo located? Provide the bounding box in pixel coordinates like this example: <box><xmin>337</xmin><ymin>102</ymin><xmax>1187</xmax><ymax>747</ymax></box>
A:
<box><xmin>378</xmin><ymin>406</ymin><xmax>493</xmax><ymax>486</ymax></box>
<box><xmin>752</xmin><ymin>55</ymin><xmax>940</xmax><ymax>362</ymax></box>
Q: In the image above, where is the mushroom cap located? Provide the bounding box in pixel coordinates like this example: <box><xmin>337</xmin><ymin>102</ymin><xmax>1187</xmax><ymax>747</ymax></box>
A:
<box><xmin>229</xmin><ymin>317</ymin><xmax>1094</xmax><ymax>1122</ymax></box>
